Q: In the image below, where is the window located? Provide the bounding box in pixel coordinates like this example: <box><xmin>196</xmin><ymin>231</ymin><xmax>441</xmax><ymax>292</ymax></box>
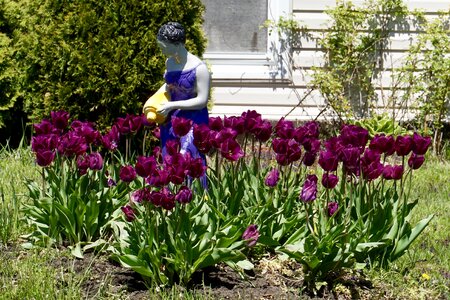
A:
<box><xmin>202</xmin><ymin>0</ymin><xmax>268</xmax><ymax>54</ymax></box>
<box><xmin>201</xmin><ymin>0</ymin><xmax>291</xmax><ymax>83</ymax></box>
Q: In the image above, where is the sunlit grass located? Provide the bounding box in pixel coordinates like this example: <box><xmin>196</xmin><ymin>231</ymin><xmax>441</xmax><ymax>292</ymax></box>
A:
<box><xmin>367</xmin><ymin>157</ymin><xmax>450</xmax><ymax>299</ymax></box>
<box><xmin>0</xmin><ymin>143</ymin><xmax>449</xmax><ymax>299</ymax></box>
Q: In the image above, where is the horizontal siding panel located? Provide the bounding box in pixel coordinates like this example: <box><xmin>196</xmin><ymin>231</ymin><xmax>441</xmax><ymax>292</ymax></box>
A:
<box><xmin>211</xmin><ymin>87</ymin><xmax>322</xmax><ymax>106</ymax></box>
<box><xmin>293</xmin><ymin>0</ymin><xmax>449</xmax><ymax>13</ymax></box>
<box><xmin>293</xmin><ymin>33</ymin><xmax>420</xmax><ymax>51</ymax></box>
<box><xmin>292</xmin><ymin>69</ymin><xmax>423</xmax><ymax>88</ymax></box>
<box><xmin>293</xmin><ymin>12</ymin><xmax>442</xmax><ymax>32</ymax></box>
<box><xmin>292</xmin><ymin>50</ymin><xmax>418</xmax><ymax>69</ymax></box>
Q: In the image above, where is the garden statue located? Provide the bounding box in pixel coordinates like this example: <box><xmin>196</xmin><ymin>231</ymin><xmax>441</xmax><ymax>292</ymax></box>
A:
<box><xmin>143</xmin><ymin>21</ymin><xmax>210</xmax><ymax>187</ymax></box>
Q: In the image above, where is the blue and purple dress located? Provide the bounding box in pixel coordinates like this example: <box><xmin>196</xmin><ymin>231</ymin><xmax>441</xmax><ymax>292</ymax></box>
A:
<box><xmin>160</xmin><ymin>62</ymin><xmax>209</xmax><ymax>187</ymax></box>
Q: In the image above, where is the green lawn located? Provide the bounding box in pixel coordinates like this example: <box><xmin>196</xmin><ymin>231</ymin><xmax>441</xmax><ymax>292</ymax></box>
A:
<box><xmin>0</xmin><ymin>146</ymin><xmax>449</xmax><ymax>299</ymax></box>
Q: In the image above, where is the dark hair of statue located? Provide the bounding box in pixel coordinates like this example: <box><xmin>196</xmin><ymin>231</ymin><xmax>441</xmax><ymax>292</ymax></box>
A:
<box><xmin>157</xmin><ymin>22</ymin><xmax>186</xmax><ymax>45</ymax></box>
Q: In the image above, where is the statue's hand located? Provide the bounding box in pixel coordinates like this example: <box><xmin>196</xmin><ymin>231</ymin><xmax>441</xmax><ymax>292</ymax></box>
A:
<box><xmin>157</xmin><ymin>102</ymin><xmax>174</xmax><ymax>118</ymax></box>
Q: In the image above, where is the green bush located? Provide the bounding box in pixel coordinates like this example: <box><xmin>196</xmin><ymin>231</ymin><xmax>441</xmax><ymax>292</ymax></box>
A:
<box><xmin>2</xmin><ymin>0</ymin><xmax>206</xmax><ymax>129</ymax></box>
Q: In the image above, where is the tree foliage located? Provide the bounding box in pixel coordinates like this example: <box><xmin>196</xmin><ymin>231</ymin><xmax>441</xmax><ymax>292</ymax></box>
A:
<box><xmin>1</xmin><ymin>0</ymin><xmax>206</xmax><ymax>128</ymax></box>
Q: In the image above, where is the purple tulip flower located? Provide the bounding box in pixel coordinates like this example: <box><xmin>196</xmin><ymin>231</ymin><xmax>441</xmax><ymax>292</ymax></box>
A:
<box><xmin>319</xmin><ymin>150</ymin><xmax>339</xmax><ymax>172</ymax></box>
<box><xmin>119</xmin><ymin>165</ymin><xmax>137</xmax><ymax>183</ymax></box>
<box><xmin>89</xmin><ymin>152</ymin><xmax>103</xmax><ymax>170</ymax></box>
<box><xmin>408</xmin><ymin>153</ymin><xmax>425</xmax><ymax>170</ymax></box>
<box><xmin>265</xmin><ymin>168</ymin><xmax>280</xmax><ymax>187</ymax></box>
<box><xmin>35</xmin><ymin>150</ymin><xmax>56</xmax><ymax>167</ymax></box>
<box><xmin>50</xmin><ymin>111</ymin><xmax>70</xmax><ymax>131</ymax></box>
<box><xmin>322</xmin><ymin>173</ymin><xmax>339</xmax><ymax>189</ymax></box>
<box><xmin>220</xmin><ymin>138</ymin><xmax>244</xmax><ymax>161</ymax></box>
<box><xmin>242</xmin><ymin>224</ymin><xmax>260</xmax><ymax>247</ymax></box>
<box><xmin>175</xmin><ymin>186</ymin><xmax>193</xmax><ymax>204</ymax></box>
<box><xmin>382</xmin><ymin>165</ymin><xmax>404</xmax><ymax>180</ymax></box>
<box><xmin>369</xmin><ymin>134</ymin><xmax>395</xmax><ymax>155</ymax></box>
<box><xmin>121</xmin><ymin>205</ymin><xmax>136</xmax><ymax>222</ymax></box>
<box><xmin>328</xmin><ymin>202</ymin><xmax>339</xmax><ymax>216</ymax></box>
<box><xmin>135</xmin><ymin>156</ymin><xmax>157</xmax><ymax>178</ymax></box>
<box><xmin>300</xmin><ymin>174</ymin><xmax>318</xmax><ymax>202</ymax></box>
<box><xmin>395</xmin><ymin>135</ymin><xmax>413</xmax><ymax>156</ymax></box>
<box><xmin>172</xmin><ymin>116</ymin><xmax>193</xmax><ymax>137</ymax></box>
<box><xmin>412</xmin><ymin>132</ymin><xmax>431</xmax><ymax>155</ymax></box>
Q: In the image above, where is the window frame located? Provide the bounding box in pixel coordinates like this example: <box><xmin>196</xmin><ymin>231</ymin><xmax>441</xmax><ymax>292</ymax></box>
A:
<box><xmin>202</xmin><ymin>0</ymin><xmax>292</xmax><ymax>84</ymax></box>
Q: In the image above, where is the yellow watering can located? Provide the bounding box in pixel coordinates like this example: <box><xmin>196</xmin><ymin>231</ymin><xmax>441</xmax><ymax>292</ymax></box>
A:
<box><xmin>143</xmin><ymin>91</ymin><xmax>170</xmax><ymax>124</ymax></box>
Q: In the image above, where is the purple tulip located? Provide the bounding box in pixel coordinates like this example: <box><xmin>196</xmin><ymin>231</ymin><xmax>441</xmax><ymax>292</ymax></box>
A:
<box><xmin>265</xmin><ymin>169</ymin><xmax>280</xmax><ymax>187</ymax></box>
<box><xmin>131</xmin><ymin>188</ymin><xmax>151</xmax><ymax>203</ymax></box>
<box><xmin>76</xmin><ymin>154</ymin><xmax>90</xmax><ymax>175</ymax></box>
<box><xmin>319</xmin><ymin>150</ymin><xmax>339</xmax><ymax>172</ymax></box>
<box><xmin>300</xmin><ymin>174</ymin><xmax>318</xmax><ymax>202</ymax></box>
<box><xmin>165</xmin><ymin>139</ymin><xmax>181</xmax><ymax>156</ymax></box>
<box><xmin>224</xmin><ymin>116</ymin><xmax>245</xmax><ymax>135</ymax></box>
<box><xmin>71</xmin><ymin>120</ymin><xmax>100</xmax><ymax>145</ymax></box>
<box><xmin>341</xmin><ymin>146</ymin><xmax>361</xmax><ymax>176</ymax></box>
<box><xmin>128</xmin><ymin>114</ymin><xmax>143</xmax><ymax>134</ymax></box>
<box><xmin>242</xmin><ymin>224</ymin><xmax>260</xmax><ymax>247</ymax></box>
<box><xmin>89</xmin><ymin>152</ymin><xmax>103</xmax><ymax>170</ymax></box>
<box><xmin>187</xmin><ymin>157</ymin><xmax>206</xmax><ymax>178</ymax></box>
<box><xmin>33</xmin><ymin>119</ymin><xmax>55</xmax><ymax>135</ymax></box>
<box><xmin>412</xmin><ymin>132</ymin><xmax>431</xmax><ymax>155</ymax></box>
<box><xmin>175</xmin><ymin>186</ymin><xmax>193</xmax><ymax>204</ymax></box>
<box><xmin>361</xmin><ymin>149</ymin><xmax>383</xmax><ymax>181</ymax></box>
<box><xmin>252</xmin><ymin>120</ymin><xmax>273</xmax><ymax>142</ymax></box>
<box><xmin>303</xmin><ymin>121</ymin><xmax>320</xmax><ymax>138</ymax></box>
<box><xmin>119</xmin><ymin>165</ymin><xmax>137</xmax><ymax>183</ymax></box>
<box><xmin>172</xmin><ymin>116</ymin><xmax>193</xmax><ymax>137</ymax></box>
<box><xmin>328</xmin><ymin>202</ymin><xmax>339</xmax><ymax>216</ymax></box>
<box><xmin>115</xmin><ymin>116</ymin><xmax>131</xmax><ymax>135</ymax></box>
<box><xmin>208</xmin><ymin>116</ymin><xmax>224</xmax><ymax>131</ymax></box>
<box><xmin>382</xmin><ymin>165</ymin><xmax>404</xmax><ymax>180</ymax></box>
<box><xmin>324</xmin><ymin>137</ymin><xmax>344</xmax><ymax>155</ymax></box>
<box><xmin>322</xmin><ymin>173</ymin><xmax>339</xmax><ymax>189</ymax></box>
<box><xmin>101</xmin><ymin>125</ymin><xmax>120</xmax><ymax>151</ymax></box>
<box><xmin>35</xmin><ymin>150</ymin><xmax>56</xmax><ymax>167</ymax></box>
<box><xmin>272</xmin><ymin>138</ymin><xmax>288</xmax><ymax>155</ymax></box>
<box><xmin>241</xmin><ymin>110</ymin><xmax>262</xmax><ymax>134</ymax></box>
<box><xmin>193</xmin><ymin>124</ymin><xmax>212</xmax><ymax>154</ymax></box>
<box><xmin>147</xmin><ymin>169</ymin><xmax>170</xmax><ymax>187</ymax></box>
<box><xmin>58</xmin><ymin>132</ymin><xmax>88</xmax><ymax>157</ymax></box>
<box><xmin>340</xmin><ymin>124</ymin><xmax>369</xmax><ymax>148</ymax></box>
<box><xmin>303</xmin><ymin>138</ymin><xmax>321</xmax><ymax>153</ymax></box>
<box><xmin>160</xmin><ymin>187</ymin><xmax>175</xmax><ymax>210</ymax></box>
<box><xmin>121</xmin><ymin>205</ymin><xmax>136</xmax><ymax>222</ymax></box>
<box><xmin>275</xmin><ymin>117</ymin><xmax>295</xmax><ymax>139</ymax></box>
<box><xmin>220</xmin><ymin>138</ymin><xmax>244</xmax><ymax>161</ymax></box>
<box><xmin>369</xmin><ymin>134</ymin><xmax>395</xmax><ymax>155</ymax></box>
<box><xmin>302</xmin><ymin>151</ymin><xmax>317</xmax><ymax>167</ymax></box>
<box><xmin>408</xmin><ymin>154</ymin><xmax>425</xmax><ymax>170</ymax></box>
<box><xmin>395</xmin><ymin>135</ymin><xmax>413</xmax><ymax>156</ymax></box>
<box><xmin>31</xmin><ymin>134</ymin><xmax>59</xmax><ymax>153</ymax></box>
<box><xmin>50</xmin><ymin>111</ymin><xmax>70</xmax><ymax>131</ymax></box>
<box><xmin>287</xmin><ymin>139</ymin><xmax>302</xmax><ymax>163</ymax></box>
<box><xmin>135</xmin><ymin>156</ymin><xmax>157</xmax><ymax>178</ymax></box>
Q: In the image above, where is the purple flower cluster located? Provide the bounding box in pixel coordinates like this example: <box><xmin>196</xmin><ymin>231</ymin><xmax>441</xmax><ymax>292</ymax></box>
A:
<box><xmin>272</xmin><ymin>119</ymin><xmax>321</xmax><ymax>166</ymax></box>
<box><xmin>193</xmin><ymin>111</ymin><xmax>273</xmax><ymax>161</ymax></box>
<box><xmin>31</xmin><ymin>111</ymin><xmax>153</xmax><ymax>171</ymax></box>
<box><xmin>298</xmin><ymin>124</ymin><xmax>431</xmax><ymax>203</ymax></box>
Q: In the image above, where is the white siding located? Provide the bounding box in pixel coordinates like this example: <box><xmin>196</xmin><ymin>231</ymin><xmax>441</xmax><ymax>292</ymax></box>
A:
<box><xmin>209</xmin><ymin>1</ymin><xmax>450</xmax><ymax>121</ymax></box>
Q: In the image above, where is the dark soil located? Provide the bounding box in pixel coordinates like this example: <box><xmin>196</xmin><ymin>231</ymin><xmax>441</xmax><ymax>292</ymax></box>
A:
<box><xmin>50</xmin><ymin>251</ymin><xmax>379</xmax><ymax>300</ymax></box>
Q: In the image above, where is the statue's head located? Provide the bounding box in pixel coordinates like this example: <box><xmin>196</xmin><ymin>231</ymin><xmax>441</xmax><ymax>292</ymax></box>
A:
<box><xmin>157</xmin><ymin>22</ymin><xmax>186</xmax><ymax>45</ymax></box>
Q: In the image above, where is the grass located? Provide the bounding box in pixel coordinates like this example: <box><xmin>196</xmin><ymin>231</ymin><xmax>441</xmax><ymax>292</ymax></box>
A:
<box><xmin>0</xmin><ymin>143</ymin><xmax>449</xmax><ymax>299</ymax></box>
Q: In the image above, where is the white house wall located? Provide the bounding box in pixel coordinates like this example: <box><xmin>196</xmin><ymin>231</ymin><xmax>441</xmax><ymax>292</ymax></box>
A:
<box><xmin>208</xmin><ymin>0</ymin><xmax>450</xmax><ymax>121</ymax></box>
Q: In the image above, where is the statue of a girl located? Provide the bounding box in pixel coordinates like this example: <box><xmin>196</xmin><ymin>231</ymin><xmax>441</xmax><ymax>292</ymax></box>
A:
<box><xmin>152</xmin><ymin>22</ymin><xmax>210</xmax><ymax>187</ymax></box>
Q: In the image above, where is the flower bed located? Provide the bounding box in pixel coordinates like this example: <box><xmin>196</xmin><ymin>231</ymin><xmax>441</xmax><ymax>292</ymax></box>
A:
<box><xmin>25</xmin><ymin>110</ymin><xmax>433</xmax><ymax>291</ymax></box>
